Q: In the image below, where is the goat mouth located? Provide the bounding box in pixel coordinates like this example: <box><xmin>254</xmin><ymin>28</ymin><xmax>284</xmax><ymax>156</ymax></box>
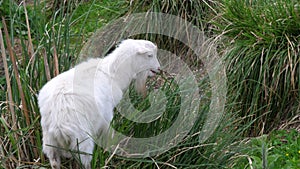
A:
<box><xmin>150</xmin><ymin>70</ymin><xmax>157</xmax><ymax>74</ymax></box>
<box><xmin>150</xmin><ymin>68</ymin><xmax>162</xmax><ymax>74</ymax></box>
<box><xmin>150</xmin><ymin>69</ymin><xmax>161</xmax><ymax>75</ymax></box>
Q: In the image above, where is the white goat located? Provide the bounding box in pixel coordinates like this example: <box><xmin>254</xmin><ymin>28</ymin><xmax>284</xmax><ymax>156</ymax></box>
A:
<box><xmin>38</xmin><ymin>39</ymin><xmax>161</xmax><ymax>169</ymax></box>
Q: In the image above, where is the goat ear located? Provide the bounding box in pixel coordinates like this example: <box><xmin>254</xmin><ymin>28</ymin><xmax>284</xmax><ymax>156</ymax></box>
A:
<box><xmin>137</xmin><ymin>43</ymin><xmax>155</xmax><ymax>55</ymax></box>
<box><xmin>137</xmin><ymin>47</ymin><xmax>150</xmax><ymax>55</ymax></box>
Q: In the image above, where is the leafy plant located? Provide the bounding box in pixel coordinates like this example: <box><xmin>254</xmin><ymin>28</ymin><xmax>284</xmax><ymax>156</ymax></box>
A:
<box><xmin>230</xmin><ymin>129</ymin><xmax>300</xmax><ymax>169</ymax></box>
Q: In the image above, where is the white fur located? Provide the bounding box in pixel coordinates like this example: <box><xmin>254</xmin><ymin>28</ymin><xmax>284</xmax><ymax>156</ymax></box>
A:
<box><xmin>38</xmin><ymin>39</ymin><xmax>160</xmax><ymax>169</ymax></box>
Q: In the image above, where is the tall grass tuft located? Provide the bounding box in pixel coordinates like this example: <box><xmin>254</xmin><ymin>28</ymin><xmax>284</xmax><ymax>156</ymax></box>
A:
<box><xmin>0</xmin><ymin>0</ymin><xmax>116</xmax><ymax>167</ymax></box>
<box><xmin>214</xmin><ymin>0</ymin><xmax>300</xmax><ymax>136</ymax></box>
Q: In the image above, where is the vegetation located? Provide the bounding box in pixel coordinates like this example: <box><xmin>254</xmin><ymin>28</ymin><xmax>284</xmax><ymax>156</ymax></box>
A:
<box><xmin>0</xmin><ymin>0</ymin><xmax>299</xmax><ymax>168</ymax></box>
<box><xmin>216</xmin><ymin>0</ymin><xmax>300</xmax><ymax>136</ymax></box>
<box><xmin>230</xmin><ymin>129</ymin><xmax>300</xmax><ymax>169</ymax></box>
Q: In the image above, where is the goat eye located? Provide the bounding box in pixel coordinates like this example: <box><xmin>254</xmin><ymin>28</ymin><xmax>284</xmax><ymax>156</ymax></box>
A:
<box><xmin>148</xmin><ymin>54</ymin><xmax>153</xmax><ymax>58</ymax></box>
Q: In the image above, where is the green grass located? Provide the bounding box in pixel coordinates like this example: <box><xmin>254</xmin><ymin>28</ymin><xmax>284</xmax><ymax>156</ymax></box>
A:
<box><xmin>230</xmin><ymin>129</ymin><xmax>300</xmax><ymax>169</ymax></box>
<box><xmin>1</xmin><ymin>0</ymin><xmax>299</xmax><ymax>168</ymax></box>
<box><xmin>214</xmin><ymin>0</ymin><xmax>300</xmax><ymax>136</ymax></box>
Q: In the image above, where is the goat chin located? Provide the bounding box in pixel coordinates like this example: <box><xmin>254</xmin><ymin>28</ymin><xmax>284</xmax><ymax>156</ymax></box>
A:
<box><xmin>135</xmin><ymin>71</ymin><xmax>149</xmax><ymax>98</ymax></box>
